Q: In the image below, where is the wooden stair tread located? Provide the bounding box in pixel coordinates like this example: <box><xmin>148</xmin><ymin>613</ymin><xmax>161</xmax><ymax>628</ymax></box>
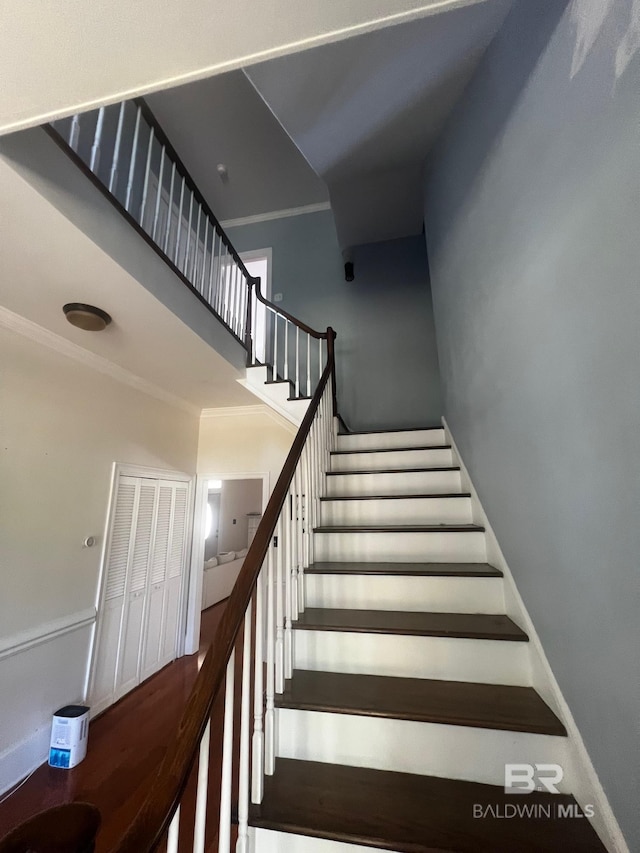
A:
<box><xmin>277</xmin><ymin>670</ymin><xmax>566</xmax><ymax>735</ymax></box>
<box><xmin>339</xmin><ymin>426</ymin><xmax>443</xmax><ymax>435</ymax></box>
<box><xmin>320</xmin><ymin>493</ymin><xmax>471</xmax><ymax>501</ymax></box>
<box><xmin>327</xmin><ymin>466</ymin><xmax>460</xmax><ymax>475</ymax></box>
<box><xmin>314</xmin><ymin>523</ymin><xmax>485</xmax><ymax>533</ymax></box>
<box><xmin>250</xmin><ymin>759</ymin><xmax>606</xmax><ymax>852</ymax></box>
<box><xmin>294</xmin><ymin>608</ymin><xmax>528</xmax><ymax>641</ymax></box>
<box><xmin>331</xmin><ymin>445</ymin><xmax>452</xmax><ymax>455</ymax></box>
<box><xmin>306</xmin><ymin>561</ymin><xmax>502</xmax><ymax>577</ymax></box>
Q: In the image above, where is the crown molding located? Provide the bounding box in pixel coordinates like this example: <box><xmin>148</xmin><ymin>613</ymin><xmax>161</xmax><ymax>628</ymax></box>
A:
<box><xmin>221</xmin><ymin>201</ymin><xmax>331</xmax><ymax>230</ymax></box>
<box><xmin>201</xmin><ymin>403</ymin><xmax>297</xmax><ymax>434</ymax></box>
<box><xmin>0</xmin><ymin>306</ymin><xmax>200</xmax><ymax>416</ymax></box>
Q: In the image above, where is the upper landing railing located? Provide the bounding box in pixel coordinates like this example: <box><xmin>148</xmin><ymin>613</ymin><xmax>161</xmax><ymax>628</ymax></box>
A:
<box><xmin>47</xmin><ymin>99</ymin><xmax>328</xmax><ymax>399</ymax></box>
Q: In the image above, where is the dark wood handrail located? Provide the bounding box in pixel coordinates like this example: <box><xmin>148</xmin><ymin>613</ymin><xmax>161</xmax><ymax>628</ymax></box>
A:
<box><xmin>252</xmin><ymin>277</ymin><xmax>328</xmax><ymax>341</ymax></box>
<box><xmin>110</xmin><ymin>330</ymin><xmax>336</xmax><ymax>852</ymax></box>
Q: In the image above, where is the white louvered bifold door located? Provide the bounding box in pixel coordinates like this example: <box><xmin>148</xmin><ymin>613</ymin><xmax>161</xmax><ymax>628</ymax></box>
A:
<box><xmin>92</xmin><ymin>476</ymin><xmax>138</xmax><ymax>709</ymax></box>
<box><xmin>115</xmin><ymin>479</ymin><xmax>158</xmax><ymax>699</ymax></box>
<box><xmin>160</xmin><ymin>483</ymin><xmax>190</xmax><ymax>666</ymax></box>
<box><xmin>141</xmin><ymin>483</ymin><xmax>174</xmax><ymax>680</ymax></box>
<box><xmin>93</xmin><ymin>474</ymin><xmax>192</xmax><ymax>712</ymax></box>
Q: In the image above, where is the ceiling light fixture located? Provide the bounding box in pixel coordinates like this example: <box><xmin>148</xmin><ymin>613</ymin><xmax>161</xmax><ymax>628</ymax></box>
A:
<box><xmin>63</xmin><ymin>303</ymin><xmax>112</xmax><ymax>331</ymax></box>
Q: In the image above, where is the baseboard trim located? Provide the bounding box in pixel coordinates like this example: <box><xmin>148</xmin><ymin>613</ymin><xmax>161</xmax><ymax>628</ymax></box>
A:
<box><xmin>0</xmin><ymin>726</ymin><xmax>52</xmax><ymax>797</ymax></box>
<box><xmin>442</xmin><ymin>417</ymin><xmax>628</xmax><ymax>853</ymax></box>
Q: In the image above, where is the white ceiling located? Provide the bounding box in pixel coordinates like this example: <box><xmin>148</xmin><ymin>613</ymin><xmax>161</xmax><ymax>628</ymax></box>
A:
<box><xmin>0</xmin><ymin>155</ymin><xmax>256</xmax><ymax>411</ymax></box>
<box><xmin>0</xmin><ymin>0</ymin><xmax>488</xmax><ymax>135</ymax></box>
<box><xmin>245</xmin><ymin>0</ymin><xmax>513</xmax><ymax>246</ymax></box>
<box><xmin>146</xmin><ymin>71</ymin><xmax>328</xmax><ymax>222</ymax></box>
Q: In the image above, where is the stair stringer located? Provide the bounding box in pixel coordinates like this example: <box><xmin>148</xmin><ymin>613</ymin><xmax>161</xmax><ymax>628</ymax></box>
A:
<box><xmin>238</xmin><ymin>365</ymin><xmax>311</xmax><ymax>427</ymax></box>
<box><xmin>442</xmin><ymin>417</ymin><xmax>628</xmax><ymax>853</ymax></box>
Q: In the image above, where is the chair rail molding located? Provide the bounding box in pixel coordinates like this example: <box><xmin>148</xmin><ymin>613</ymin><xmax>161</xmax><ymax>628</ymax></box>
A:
<box><xmin>0</xmin><ymin>608</ymin><xmax>97</xmax><ymax>663</ymax></box>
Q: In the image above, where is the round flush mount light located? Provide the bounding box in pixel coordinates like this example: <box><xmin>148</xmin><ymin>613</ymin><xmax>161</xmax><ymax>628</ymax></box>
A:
<box><xmin>63</xmin><ymin>303</ymin><xmax>112</xmax><ymax>331</ymax></box>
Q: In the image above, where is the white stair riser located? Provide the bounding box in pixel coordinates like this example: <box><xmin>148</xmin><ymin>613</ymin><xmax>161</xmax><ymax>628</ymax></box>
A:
<box><xmin>305</xmin><ymin>574</ymin><xmax>501</xmax><ymax>612</ymax></box>
<box><xmin>313</xmin><ymin>531</ymin><xmax>487</xmax><ymax>564</ymax></box>
<box><xmin>239</xmin><ymin>372</ymin><xmax>310</xmax><ymax>426</ymax></box>
<box><xmin>277</xmin><ymin>709</ymin><xmax>569</xmax><ymax>790</ymax></box>
<box><xmin>294</xmin><ymin>631</ymin><xmax>531</xmax><ymax>685</ymax></box>
<box><xmin>264</xmin><ymin>382</ymin><xmax>294</xmax><ymax>405</ymax></box>
<box><xmin>253</xmin><ymin>828</ymin><xmax>392</xmax><ymax>853</ymax></box>
<box><xmin>337</xmin><ymin>429</ymin><xmax>446</xmax><ymax>451</ymax></box>
<box><xmin>320</xmin><ymin>496</ymin><xmax>472</xmax><ymax>526</ymax></box>
<box><xmin>326</xmin><ymin>469</ymin><xmax>461</xmax><ymax>497</ymax></box>
<box><xmin>245</xmin><ymin>365</ymin><xmax>269</xmax><ymax>385</ymax></box>
<box><xmin>331</xmin><ymin>447</ymin><xmax>453</xmax><ymax>472</ymax></box>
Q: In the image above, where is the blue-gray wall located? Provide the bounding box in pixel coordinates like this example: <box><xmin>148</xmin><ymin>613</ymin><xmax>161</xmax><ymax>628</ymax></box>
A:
<box><xmin>424</xmin><ymin>0</ymin><xmax>639</xmax><ymax>847</ymax></box>
<box><xmin>226</xmin><ymin>210</ymin><xmax>442</xmax><ymax>430</ymax></box>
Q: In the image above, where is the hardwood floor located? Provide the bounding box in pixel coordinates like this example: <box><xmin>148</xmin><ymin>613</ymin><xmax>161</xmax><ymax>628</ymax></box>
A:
<box><xmin>0</xmin><ymin>601</ymin><xmax>228</xmax><ymax>851</ymax></box>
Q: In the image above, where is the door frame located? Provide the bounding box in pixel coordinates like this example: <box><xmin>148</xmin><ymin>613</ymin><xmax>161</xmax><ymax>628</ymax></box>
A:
<box><xmin>240</xmin><ymin>248</ymin><xmax>272</xmax><ymax>300</ymax></box>
<box><xmin>184</xmin><ymin>471</ymin><xmax>270</xmax><ymax>655</ymax></box>
<box><xmin>87</xmin><ymin>462</ymin><xmax>194</xmax><ymax>713</ymax></box>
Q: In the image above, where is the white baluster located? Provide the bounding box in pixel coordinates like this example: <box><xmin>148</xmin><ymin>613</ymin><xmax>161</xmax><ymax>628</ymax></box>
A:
<box><xmin>163</xmin><ymin>162</ymin><xmax>176</xmax><ymax>253</ymax></box>
<box><xmin>236</xmin><ymin>604</ymin><xmax>253</xmax><ymax>853</ymax></box>
<box><xmin>208</xmin><ymin>230</ymin><xmax>219</xmax><ymax>306</ymax></box>
<box><xmin>166</xmin><ymin>805</ymin><xmax>180</xmax><ymax>853</ymax></box>
<box><xmin>139</xmin><ymin>126</ymin><xmax>155</xmax><ymax>226</ymax></box>
<box><xmin>191</xmin><ymin>203</ymin><xmax>202</xmax><ymax>283</ymax></box>
<box><xmin>284</xmin><ymin>488</ymin><xmax>293</xmax><ymax>679</ymax></box>
<box><xmin>193</xmin><ymin>719</ymin><xmax>211</xmax><ymax>853</ymax></box>
<box><xmin>252</xmin><ymin>570</ymin><xmax>264</xmax><ymax>804</ymax></box>
<box><xmin>174</xmin><ymin>177</ymin><xmax>186</xmax><ymax>265</ymax></box>
<box><xmin>265</xmin><ymin>546</ymin><xmax>276</xmax><ymax>775</ymax></box>
<box><xmin>124</xmin><ymin>105</ymin><xmax>142</xmax><ymax>212</ymax></box>
<box><xmin>221</xmin><ymin>245</ymin><xmax>230</xmax><ymax>320</ymax></box>
<box><xmin>218</xmin><ymin>651</ymin><xmax>235</xmax><ymax>853</ymax></box>
<box><xmin>295</xmin><ymin>326</ymin><xmax>300</xmax><ymax>398</ymax></box>
<box><xmin>183</xmin><ymin>191</ymin><xmax>194</xmax><ymax>275</ymax></box>
<box><xmin>251</xmin><ymin>284</ymin><xmax>258</xmax><ymax>363</ymax></box>
<box><xmin>68</xmin><ymin>114</ymin><xmax>81</xmax><ymax>150</ymax></box>
<box><xmin>275</xmin><ymin>517</ymin><xmax>285</xmax><ymax>695</ymax></box>
<box><xmin>300</xmin><ymin>447</ymin><xmax>310</xmax><ymax>611</ymax></box>
<box><xmin>151</xmin><ymin>146</ymin><xmax>166</xmax><ymax>241</ymax></box>
<box><xmin>235</xmin><ymin>266</ymin><xmax>243</xmax><ymax>335</ymax></box>
<box><xmin>108</xmin><ymin>102</ymin><xmax>126</xmax><ymax>193</ymax></box>
<box><xmin>292</xmin><ymin>466</ymin><xmax>301</xmax><ymax>622</ymax></box>
<box><xmin>89</xmin><ymin>106</ymin><xmax>105</xmax><ymax>173</ymax></box>
<box><xmin>199</xmin><ymin>219</ymin><xmax>210</xmax><ymax>295</ymax></box>
<box><xmin>273</xmin><ymin>311</ymin><xmax>278</xmax><ymax>379</ymax></box>
<box><xmin>318</xmin><ymin>336</ymin><xmax>323</xmax><ymax>382</ymax></box>
<box><xmin>284</xmin><ymin>320</ymin><xmax>289</xmax><ymax>381</ymax></box>
<box><xmin>307</xmin><ymin>333</ymin><xmax>311</xmax><ymax>397</ymax></box>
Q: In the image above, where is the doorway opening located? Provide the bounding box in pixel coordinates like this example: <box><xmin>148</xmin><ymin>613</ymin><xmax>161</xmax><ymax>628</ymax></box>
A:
<box><xmin>184</xmin><ymin>472</ymin><xmax>269</xmax><ymax>654</ymax></box>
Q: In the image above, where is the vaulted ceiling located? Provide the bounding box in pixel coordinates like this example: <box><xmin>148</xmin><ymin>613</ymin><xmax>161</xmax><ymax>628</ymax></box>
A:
<box><xmin>144</xmin><ymin>0</ymin><xmax>513</xmax><ymax>248</ymax></box>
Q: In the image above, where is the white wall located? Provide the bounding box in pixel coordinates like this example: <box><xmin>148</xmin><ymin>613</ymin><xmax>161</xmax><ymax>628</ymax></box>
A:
<box><xmin>198</xmin><ymin>409</ymin><xmax>295</xmax><ymax>485</ymax></box>
<box><xmin>218</xmin><ymin>479</ymin><xmax>263</xmax><ymax>553</ymax></box>
<box><xmin>0</xmin><ymin>326</ymin><xmax>199</xmax><ymax>792</ymax></box>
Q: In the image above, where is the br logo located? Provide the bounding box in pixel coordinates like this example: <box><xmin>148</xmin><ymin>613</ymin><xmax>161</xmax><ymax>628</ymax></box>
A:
<box><xmin>504</xmin><ymin>763</ymin><xmax>564</xmax><ymax>794</ymax></box>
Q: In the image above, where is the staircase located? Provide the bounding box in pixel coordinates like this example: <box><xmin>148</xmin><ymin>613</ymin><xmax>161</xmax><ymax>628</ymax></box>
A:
<box><xmin>248</xmin><ymin>426</ymin><xmax>607</xmax><ymax>853</ymax></box>
<box><xmin>241</xmin><ymin>364</ymin><xmax>312</xmax><ymax>425</ymax></box>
